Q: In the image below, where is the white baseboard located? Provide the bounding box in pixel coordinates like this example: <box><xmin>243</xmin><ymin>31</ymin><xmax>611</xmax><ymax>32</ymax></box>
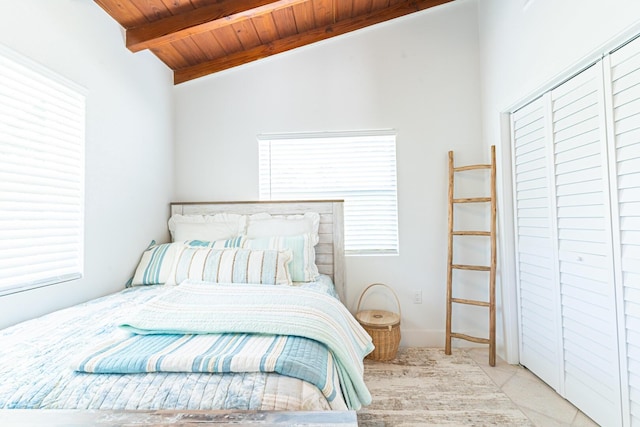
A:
<box><xmin>398</xmin><ymin>329</ymin><xmax>495</xmax><ymax>349</ymax></box>
<box><xmin>399</xmin><ymin>329</ymin><xmax>444</xmax><ymax>347</ymax></box>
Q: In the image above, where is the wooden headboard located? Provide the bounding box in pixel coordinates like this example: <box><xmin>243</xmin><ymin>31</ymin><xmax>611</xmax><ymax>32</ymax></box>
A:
<box><xmin>169</xmin><ymin>200</ymin><xmax>346</xmax><ymax>302</ymax></box>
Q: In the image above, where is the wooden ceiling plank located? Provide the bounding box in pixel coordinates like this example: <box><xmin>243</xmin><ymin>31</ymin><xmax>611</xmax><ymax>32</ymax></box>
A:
<box><xmin>311</xmin><ymin>0</ymin><xmax>334</xmax><ymax>26</ymax></box>
<box><xmin>174</xmin><ymin>0</ymin><xmax>454</xmax><ymax>84</ymax></box>
<box><xmin>95</xmin><ymin>0</ymin><xmax>149</xmax><ymax>27</ymax></box>
<box><xmin>128</xmin><ymin>0</ymin><xmax>173</xmax><ymax>22</ymax></box>
<box><xmin>151</xmin><ymin>42</ymin><xmax>191</xmax><ymax>69</ymax></box>
<box><xmin>212</xmin><ymin>25</ymin><xmax>245</xmax><ymax>55</ymax></box>
<box><xmin>188</xmin><ymin>0</ymin><xmax>213</xmax><ymax>7</ymax></box>
<box><xmin>353</xmin><ymin>0</ymin><xmax>374</xmax><ymax>16</ymax></box>
<box><xmin>172</xmin><ymin>36</ymin><xmax>211</xmax><ymax>66</ymax></box>
<box><xmin>252</xmin><ymin>13</ymin><xmax>280</xmax><ymax>44</ymax></box>
<box><xmin>335</xmin><ymin>0</ymin><xmax>354</xmax><ymax>21</ymax></box>
<box><xmin>371</xmin><ymin>0</ymin><xmax>390</xmax><ymax>12</ymax></box>
<box><xmin>126</xmin><ymin>0</ymin><xmax>310</xmax><ymax>52</ymax></box>
<box><xmin>292</xmin><ymin>2</ymin><xmax>315</xmax><ymax>33</ymax></box>
<box><xmin>159</xmin><ymin>0</ymin><xmax>196</xmax><ymax>16</ymax></box>
<box><xmin>190</xmin><ymin>31</ymin><xmax>227</xmax><ymax>60</ymax></box>
<box><xmin>271</xmin><ymin>7</ymin><xmax>298</xmax><ymax>38</ymax></box>
<box><xmin>232</xmin><ymin>20</ymin><xmax>263</xmax><ymax>50</ymax></box>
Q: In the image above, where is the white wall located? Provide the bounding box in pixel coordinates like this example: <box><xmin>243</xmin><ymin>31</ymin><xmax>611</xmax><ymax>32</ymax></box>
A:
<box><xmin>4</xmin><ymin>0</ymin><xmax>637</xmax><ymax>361</ymax></box>
<box><xmin>174</xmin><ymin>0</ymin><xmax>484</xmax><ymax>346</ymax></box>
<box><xmin>477</xmin><ymin>0</ymin><xmax>640</xmax><ymax>362</ymax></box>
<box><xmin>0</xmin><ymin>1</ymin><xmax>174</xmax><ymax>329</ymax></box>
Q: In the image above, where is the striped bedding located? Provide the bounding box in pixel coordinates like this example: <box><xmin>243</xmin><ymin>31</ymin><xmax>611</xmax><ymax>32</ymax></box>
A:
<box><xmin>86</xmin><ymin>280</ymin><xmax>374</xmax><ymax>409</ymax></box>
<box><xmin>0</xmin><ymin>276</ymin><xmax>357</xmax><ymax>411</ymax></box>
<box><xmin>74</xmin><ymin>333</ymin><xmax>343</xmax><ymax>407</ymax></box>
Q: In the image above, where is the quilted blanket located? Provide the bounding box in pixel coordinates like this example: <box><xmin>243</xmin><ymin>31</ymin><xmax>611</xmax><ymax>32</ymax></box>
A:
<box><xmin>75</xmin><ymin>333</ymin><xmax>342</xmax><ymax>407</ymax></box>
<box><xmin>107</xmin><ymin>280</ymin><xmax>374</xmax><ymax>409</ymax></box>
<box><xmin>0</xmin><ymin>282</ymin><xmax>345</xmax><ymax>411</ymax></box>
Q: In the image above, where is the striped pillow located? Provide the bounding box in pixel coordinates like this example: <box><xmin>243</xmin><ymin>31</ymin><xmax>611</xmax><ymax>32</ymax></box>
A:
<box><xmin>131</xmin><ymin>238</ymin><xmax>244</xmax><ymax>286</ymax></box>
<box><xmin>168</xmin><ymin>247</ymin><xmax>292</xmax><ymax>286</ymax></box>
<box><xmin>242</xmin><ymin>234</ymin><xmax>319</xmax><ymax>282</ymax></box>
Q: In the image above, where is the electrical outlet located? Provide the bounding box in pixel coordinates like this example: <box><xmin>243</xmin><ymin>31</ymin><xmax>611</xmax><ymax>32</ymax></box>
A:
<box><xmin>413</xmin><ymin>290</ymin><xmax>422</xmax><ymax>304</ymax></box>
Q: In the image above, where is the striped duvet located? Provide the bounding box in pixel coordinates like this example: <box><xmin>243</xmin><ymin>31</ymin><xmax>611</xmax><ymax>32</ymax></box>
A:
<box><xmin>80</xmin><ymin>280</ymin><xmax>374</xmax><ymax>410</ymax></box>
<box><xmin>0</xmin><ymin>277</ymin><xmax>360</xmax><ymax>411</ymax></box>
<box><xmin>74</xmin><ymin>333</ymin><xmax>342</xmax><ymax>407</ymax></box>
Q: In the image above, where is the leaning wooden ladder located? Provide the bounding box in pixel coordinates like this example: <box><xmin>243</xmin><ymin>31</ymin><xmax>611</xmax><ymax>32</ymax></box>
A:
<box><xmin>445</xmin><ymin>145</ymin><xmax>497</xmax><ymax>366</ymax></box>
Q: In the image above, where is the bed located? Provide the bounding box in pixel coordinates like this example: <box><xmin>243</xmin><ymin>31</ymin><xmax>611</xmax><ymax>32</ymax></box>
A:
<box><xmin>0</xmin><ymin>200</ymin><xmax>372</xmax><ymax>420</ymax></box>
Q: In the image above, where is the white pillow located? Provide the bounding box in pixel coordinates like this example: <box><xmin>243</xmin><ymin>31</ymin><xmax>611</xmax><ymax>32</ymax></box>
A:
<box><xmin>168</xmin><ymin>213</ymin><xmax>246</xmax><ymax>242</ymax></box>
<box><xmin>246</xmin><ymin>212</ymin><xmax>320</xmax><ymax>239</ymax></box>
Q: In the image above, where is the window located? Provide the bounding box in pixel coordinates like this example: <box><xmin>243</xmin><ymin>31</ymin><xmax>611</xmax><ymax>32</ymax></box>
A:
<box><xmin>0</xmin><ymin>45</ymin><xmax>86</xmax><ymax>295</ymax></box>
<box><xmin>258</xmin><ymin>130</ymin><xmax>399</xmax><ymax>255</ymax></box>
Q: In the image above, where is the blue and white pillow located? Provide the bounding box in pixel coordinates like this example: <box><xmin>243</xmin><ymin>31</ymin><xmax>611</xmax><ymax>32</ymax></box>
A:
<box><xmin>131</xmin><ymin>237</ymin><xmax>245</xmax><ymax>286</ymax></box>
<box><xmin>168</xmin><ymin>247</ymin><xmax>292</xmax><ymax>286</ymax></box>
<box><xmin>241</xmin><ymin>233</ymin><xmax>319</xmax><ymax>282</ymax></box>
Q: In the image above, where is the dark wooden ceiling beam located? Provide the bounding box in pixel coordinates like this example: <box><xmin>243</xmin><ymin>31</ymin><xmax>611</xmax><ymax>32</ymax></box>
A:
<box><xmin>126</xmin><ymin>0</ymin><xmax>309</xmax><ymax>52</ymax></box>
<box><xmin>173</xmin><ymin>0</ymin><xmax>453</xmax><ymax>84</ymax></box>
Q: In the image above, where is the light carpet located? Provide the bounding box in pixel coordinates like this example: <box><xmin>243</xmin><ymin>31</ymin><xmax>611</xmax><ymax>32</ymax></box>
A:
<box><xmin>357</xmin><ymin>347</ymin><xmax>533</xmax><ymax>426</ymax></box>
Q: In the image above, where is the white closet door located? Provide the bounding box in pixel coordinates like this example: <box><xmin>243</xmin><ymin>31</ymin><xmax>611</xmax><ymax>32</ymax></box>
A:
<box><xmin>550</xmin><ymin>63</ymin><xmax>622</xmax><ymax>426</ymax></box>
<box><xmin>512</xmin><ymin>96</ymin><xmax>562</xmax><ymax>391</ymax></box>
<box><xmin>609</xmin><ymin>36</ymin><xmax>640</xmax><ymax>426</ymax></box>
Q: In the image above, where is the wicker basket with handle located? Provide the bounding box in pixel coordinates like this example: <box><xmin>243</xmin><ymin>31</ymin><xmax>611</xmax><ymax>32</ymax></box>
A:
<box><xmin>355</xmin><ymin>283</ymin><xmax>401</xmax><ymax>361</ymax></box>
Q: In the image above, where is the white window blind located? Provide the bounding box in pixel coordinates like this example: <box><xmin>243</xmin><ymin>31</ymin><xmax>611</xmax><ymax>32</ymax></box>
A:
<box><xmin>258</xmin><ymin>131</ymin><xmax>399</xmax><ymax>255</ymax></box>
<box><xmin>0</xmin><ymin>45</ymin><xmax>85</xmax><ymax>295</ymax></box>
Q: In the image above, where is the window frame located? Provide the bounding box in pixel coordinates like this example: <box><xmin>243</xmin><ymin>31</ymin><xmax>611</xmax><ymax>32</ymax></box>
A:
<box><xmin>0</xmin><ymin>44</ymin><xmax>86</xmax><ymax>296</ymax></box>
<box><xmin>258</xmin><ymin>129</ymin><xmax>399</xmax><ymax>256</ymax></box>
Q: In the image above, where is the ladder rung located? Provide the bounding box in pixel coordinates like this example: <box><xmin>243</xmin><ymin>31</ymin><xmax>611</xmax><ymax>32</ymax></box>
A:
<box><xmin>451</xmin><ymin>297</ymin><xmax>490</xmax><ymax>307</ymax></box>
<box><xmin>451</xmin><ymin>264</ymin><xmax>491</xmax><ymax>271</ymax></box>
<box><xmin>453</xmin><ymin>197</ymin><xmax>491</xmax><ymax>203</ymax></box>
<box><xmin>450</xmin><ymin>332</ymin><xmax>490</xmax><ymax>344</ymax></box>
<box><xmin>452</xmin><ymin>231</ymin><xmax>491</xmax><ymax>236</ymax></box>
<box><xmin>453</xmin><ymin>164</ymin><xmax>491</xmax><ymax>172</ymax></box>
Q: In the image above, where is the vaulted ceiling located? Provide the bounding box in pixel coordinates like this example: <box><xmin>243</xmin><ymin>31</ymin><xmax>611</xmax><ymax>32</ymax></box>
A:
<box><xmin>94</xmin><ymin>0</ymin><xmax>453</xmax><ymax>84</ymax></box>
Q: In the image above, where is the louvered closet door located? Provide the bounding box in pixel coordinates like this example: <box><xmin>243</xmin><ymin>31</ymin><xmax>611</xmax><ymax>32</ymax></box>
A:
<box><xmin>550</xmin><ymin>63</ymin><xmax>622</xmax><ymax>426</ymax></box>
<box><xmin>512</xmin><ymin>96</ymin><xmax>562</xmax><ymax>391</ymax></box>
<box><xmin>609</xmin><ymin>36</ymin><xmax>640</xmax><ymax>426</ymax></box>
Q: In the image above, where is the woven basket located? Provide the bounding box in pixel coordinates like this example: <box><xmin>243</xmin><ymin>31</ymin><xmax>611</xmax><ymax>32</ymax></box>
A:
<box><xmin>355</xmin><ymin>283</ymin><xmax>401</xmax><ymax>361</ymax></box>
